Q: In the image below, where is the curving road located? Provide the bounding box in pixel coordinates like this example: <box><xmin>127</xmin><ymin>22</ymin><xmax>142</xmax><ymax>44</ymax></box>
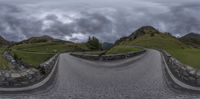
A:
<box><xmin>1</xmin><ymin>49</ymin><xmax>200</xmax><ymax>99</ymax></box>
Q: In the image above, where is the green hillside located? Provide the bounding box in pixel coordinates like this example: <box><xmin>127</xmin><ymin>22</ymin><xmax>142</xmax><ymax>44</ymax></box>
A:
<box><xmin>0</xmin><ymin>36</ymin><xmax>10</xmax><ymax>69</ymax></box>
<box><xmin>120</xmin><ymin>33</ymin><xmax>186</xmax><ymax>50</ymax></box>
<box><xmin>0</xmin><ymin>47</ymin><xmax>10</xmax><ymax>70</ymax></box>
<box><xmin>110</xmin><ymin>26</ymin><xmax>200</xmax><ymax>68</ymax></box>
<box><xmin>10</xmin><ymin>42</ymin><xmax>89</xmax><ymax>67</ymax></box>
<box><xmin>179</xmin><ymin>33</ymin><xmax>200</xmax><ymax>48</ymax></box>
<box><xmin>17</xmin><ymin>35</ymin><xmax>72</xmax><ymax>44</ymax></box>
<box><xmin>0</xmin><ymin>35</ymin><xmax>89</xmax><ymax>68</ymax></box>
<box><xmin>0</xmin><ymin>36</ymin><xmax>9</xmax><ymax>47</ymax></box>
<box><xmin>12</xmin><ymin>42</ymin><xmax>88</xmax><ymax>53</ymax></box>
<box><xmin>117</xmin><ymin>26</ymin><xmax>186</xmax><ymax>50</ymax></box>
<box><xmin>106</xmin><ymin>46</ymin><xmax>142</xmax><ymax>55</ymax></box>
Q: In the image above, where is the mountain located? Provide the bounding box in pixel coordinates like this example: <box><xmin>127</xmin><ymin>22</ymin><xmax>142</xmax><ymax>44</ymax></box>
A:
<box><xmin>20</xmin><ymin>35</ymin><xmax>54</xmax><ymax>44</ymax></box>
<box><xmin>18</xmin><ymin>35</ymin><xmax>72</xmax><ymax>44</ymax></box>
<box><xmin>102</xmin><ymin>42</ymin><xmax>113</xmax><ymax>50</ymax></box>
<box><xmin>179</xmin><ymin>33</ymin><xmax>200</xmax><ymax>48</ymax></box>
<box><xmin>115</xmin><ymin>26</ymin><xmax>161</xmax><ymax>45</ymax></box>
<box><xmin>129</xmin><ymin>26</ymin><xmax>160</xmax><ymax>40</ymax></box>
<box><xmin>114</xmin><ymin>37</ymin><xmax>129</xmax><ymax>45</ymax></box>
<box><xmin>114</xmin><ymin>26</ymin><xmax>186</xmax><ymax>50</ymax></box>
<box><xmin>0</xmin><ymin>36</ymin><xmax>9</xmax><ymax>46</ymax></box>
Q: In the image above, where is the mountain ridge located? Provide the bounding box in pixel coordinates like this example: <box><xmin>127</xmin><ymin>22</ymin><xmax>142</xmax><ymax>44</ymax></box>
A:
<box><xmin>179</xmin><ymin>32</ymin><xmax>200</xmax><ymax>48</ymax></box>
<box><xmin>0</xmin><ymin>36</ymin><xmax>10</xmax><ymax>46</ymax></box>
<box><xmin>17</xmin><ymin>35</ymin><xmax>72</xmax><ymax>44</ymax></box>
<box><xmin>114</xmin><ymin>26</ymin><xmax>187</xmax><ymax>50</ymax></box>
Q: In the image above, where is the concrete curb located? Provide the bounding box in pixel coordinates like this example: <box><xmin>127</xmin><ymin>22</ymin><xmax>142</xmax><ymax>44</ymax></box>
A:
<box><xmin>160</xmin><ymin>51</ymin><xmax>200</xmax><ymax>91</ymax></box>
<box><xmin>0</xmin><ymin>55</ymin><xmax>60</xmax><ymax>92</ymax></box>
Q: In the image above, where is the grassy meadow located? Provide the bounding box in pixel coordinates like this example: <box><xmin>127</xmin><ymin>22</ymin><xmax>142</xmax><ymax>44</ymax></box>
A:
<box><xmin>10</xmin><ymin>42</ymin><xmax>89</xmax><ymax>67</ymax></box>
<box><xmin>0</xmin><ymin>47</ymin><xmax>10</xmax><ymax>69</ymax></box>
<box><xmin>106</xmin><ymin>45</ymin><xmax>143</xmax><ymax>55</ymax></box>
<box><xmin>167</xmin><ymin>48</ymin><xmax>200</xmax><ymax>69</ymax></box>
<box><xmin>115</xmin><ymin>33</ymin><xmax>200</xmax><ymax>69</ymax></box>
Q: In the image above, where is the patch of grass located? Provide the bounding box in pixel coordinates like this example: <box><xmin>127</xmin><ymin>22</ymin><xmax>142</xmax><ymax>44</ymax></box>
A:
<box><xmin>118</xmin><ymin>33</ymin><xmax>200</xmax><ymax>68</ymax></box>
<box><xmin>11</xmin><ymin>50</ymin><xmax>54</xmax><ymax>67</ymax></box>
<box><xmin>0</xmin><ymin>47</ymin><xmax>10</xmax><ymax>70</ymax></box>
<box><xmin>13</xmin><ymin>42</ymin><xmax>89</xmax><ymax>53</ymax></box>
<box><xmin>82</xmin><ymin>51</ymin><xmax>105</xmax><ymax>55</ymax></box>
<box><xmin>120</xmin><ymin>33</ymin><xmax>186</xmax><ymax>50</ymax></box>
<box><xmin>167</xmin><ymin>48</ymin><xmax>200</xmax><ymax>69</ymax></box>
<box><xmin>106</xmin><ymin>46</ymin><xmax>143</xmax><ymax>55</ymax></box>
<box><xmin>10</xmin><ymin>42</ymin><xmax>89</xmax><ymax>67</ymax></box>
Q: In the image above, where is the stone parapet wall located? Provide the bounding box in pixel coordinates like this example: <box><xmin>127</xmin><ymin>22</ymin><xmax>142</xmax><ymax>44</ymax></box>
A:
<box><xmin>160</xmin><ymin>50</ymin><xmax>200</xmax><ymax>87</ymax></box>
<box><xmin>0</xmin><ymin>54</ymin><xmax>59</xmax><ymax>88</ymax></box>
<box><xmin>70</xmin><ymin>50</ymin><xmax>146</xmax><ymax>61</ymax></box>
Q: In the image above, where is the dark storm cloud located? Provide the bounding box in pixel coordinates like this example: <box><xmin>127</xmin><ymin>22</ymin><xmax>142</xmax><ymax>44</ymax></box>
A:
<box><xmin>0</xmin><ymin>1</ymin><xmax>200</xmax><ymax>42</ymax></box>
<box><xmin>0</xmin><ymin>3</ymin><xmax>114</xmax><ymax>42</ymax></box>
<box><xmin>153</xmin><ymin>3</ymin><xmax>200</xmax><ymax>36</ymax></box>
<box><xmin>75</xmin><ymin>12</ymin><xmax>112</xmax><ymax>34</ymax></box>
<box><xmin>44</xmin><ymin>12</ymin><xmax>112</xmax><ymax>34</ymax></box>
<box><xmin>42</xmin><ymin>11</ymin><xmax>113</xmax><ymax>41</ymax></box>
<box><xmin>0</xmin><ymin>4</ymin><xmax>44</xmax><ymax>41</ymax></box>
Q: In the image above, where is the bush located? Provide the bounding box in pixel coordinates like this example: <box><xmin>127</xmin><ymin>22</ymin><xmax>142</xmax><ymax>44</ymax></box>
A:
<box><xmin>86</xmin><ymin>36</ymin><xmax>102</xmax><ymax>50</ymax></box>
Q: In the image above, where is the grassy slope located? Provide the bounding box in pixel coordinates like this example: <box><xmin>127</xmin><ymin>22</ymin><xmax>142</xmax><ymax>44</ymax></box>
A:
<box><xmin>120</xmin><ymin>33</ymin><xmax>186</xmax><ymax>50</ymax></box>
<box><xmin>11</xmin><ymin>42</ymin><xmax>89</xmax><ymax>67</ymax></box>
<box><xmin>11</xmin><ymin>50</ymin><xmax>54</xmax><ymax>67</ymax></box>
<box><xmin>81</xmin><ymin>51</ymin><xmax>105</xmax><ymax>55</ymax></box>
<box><xmin>12</xmin><ymin>42</ymin><xmax>88</xmax><ymax>53</ymax></box>
<box><xmin>167</xmin><ymin>48</ymin><xmax>200</xmax><ymax>69</ymax></box>
<box><xmin>179</xmin><ymin>33</ymin><xmax>200</xmax><ymax>48</ymax></box>
<box><xmin>106</xmin><ymin>45</ymin><xmax>143</xmax><ymax>55</ymax></box>
<box><xmin>0</xmin><ymin>47</ymin><xmax>10</xmax><ymax>69</ymax></box>
<box><xmin>117</xmin><ymin>33</ymin><xmax>200</xmax><ymax>69</ymax></box>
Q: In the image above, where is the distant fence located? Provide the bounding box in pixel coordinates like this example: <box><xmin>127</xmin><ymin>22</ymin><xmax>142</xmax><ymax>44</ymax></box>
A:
<box><xmin>159</xmin><ymin>49</ymin><xmax>200</xmax><ymax>87</ymax></box>
<box><xmin>70</xmin><ymin>50</ymin><xmax>146</xmax><ymax>61</ymax></box>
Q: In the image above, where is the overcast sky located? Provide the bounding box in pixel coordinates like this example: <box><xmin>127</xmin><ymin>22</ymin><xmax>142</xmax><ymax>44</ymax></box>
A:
<box><xmin>0</xmin><ymin>0</ymin><xmax>200</xmax><ymax>42</ymax></box>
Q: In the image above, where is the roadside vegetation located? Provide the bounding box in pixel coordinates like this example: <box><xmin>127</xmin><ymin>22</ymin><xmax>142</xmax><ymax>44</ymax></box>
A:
<box><xmin>125</xmin><ymin>34</ymin><xmax>200</xmax><ymax>68</ymax></box>
<box><xmin>1</xmin><ymin>26</ymin><xmax>200</xmax><ymax>69</ymax></box>
<box><xmin>80</xmin><ymin>51</ymin><xmax>105</xmax><ymax>55</ymax></box>
<box><xmin>10</xmin><ymin>42</ymin><xmax>89</xmax><ymax>67</ymax></box>
<box><xmin>11</xmin><ymin>50</ymin><xmax>54</xmax><ymax>67</ymax></box>
<box><xmin>106</xmin><ymin>46</ymin><xmax>143</xmax><ymax>55</ymax></box>
<box><xmin>1</xmin><ymin>35</ymin><xmax>103</xmax><ymax>68</ymax></box>
<box><xmin>167</xmin><ymin>48</ymin><xmax>200</xmax><ymax>69</ymax></box>
<box><xmin>0</xmin><ymin>47</ymin><xmax>10</xmax><ymax>69</ymax></box>
<box><xmin>115</xmin><ymin>26</ymin><xmax>200</xmax><ymax>69</ymax></box>
<box><xmin>12</xmin><ymin>42</ymin><xmax>88</xmax><ymax>53</ymax></box>
<box><xmin>86</xmin><ymin>36</ymin><xmax>102</xmax><ymax>51</ymax></box>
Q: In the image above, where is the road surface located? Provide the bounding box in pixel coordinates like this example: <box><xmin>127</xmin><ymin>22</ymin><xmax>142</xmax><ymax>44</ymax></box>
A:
<box><xmin>0</xmin><ymin>49</ymin><xmax>200</xmax><ymax>99</ymax></box>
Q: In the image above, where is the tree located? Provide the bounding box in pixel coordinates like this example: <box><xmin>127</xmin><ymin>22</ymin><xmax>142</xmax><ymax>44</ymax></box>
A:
<box><xmin>86</xmin><ymin>36</ymin><xmax>102</xmax><ymax>50</ymax></box>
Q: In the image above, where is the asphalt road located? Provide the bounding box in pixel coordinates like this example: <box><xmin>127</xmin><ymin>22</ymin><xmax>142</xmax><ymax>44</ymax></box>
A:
<box><xmin>1</xmin><ymin>49</ymin><xmax>200</xmax><ymax>99</ymax></box>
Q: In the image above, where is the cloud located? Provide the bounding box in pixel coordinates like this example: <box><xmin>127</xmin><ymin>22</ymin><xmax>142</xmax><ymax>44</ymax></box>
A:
<box><xmin>154</xmin><ymin>3</ymin><xmax>200</xmax><ymax>36</ymax></box>
<box><xmin>0</xmin><ymin>1</ymin><xmax>200</xmax><ymax>43</ymax></box>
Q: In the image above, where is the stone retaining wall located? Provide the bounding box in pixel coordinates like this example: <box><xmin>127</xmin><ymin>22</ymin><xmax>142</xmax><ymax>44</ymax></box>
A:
<box><xmin>0</xmin><ymin>54</ymin><xmax>59</xmax><ymax>88</ymax></box>
<box><xmin>160</xmin><ymin>50</ymin><xmax>200</xmax><ymax>87</ymax></box>
<box><xmin>70</xmin><ymin>50</ymin><xmax>146</xmax><ymax>61</ymax></box>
